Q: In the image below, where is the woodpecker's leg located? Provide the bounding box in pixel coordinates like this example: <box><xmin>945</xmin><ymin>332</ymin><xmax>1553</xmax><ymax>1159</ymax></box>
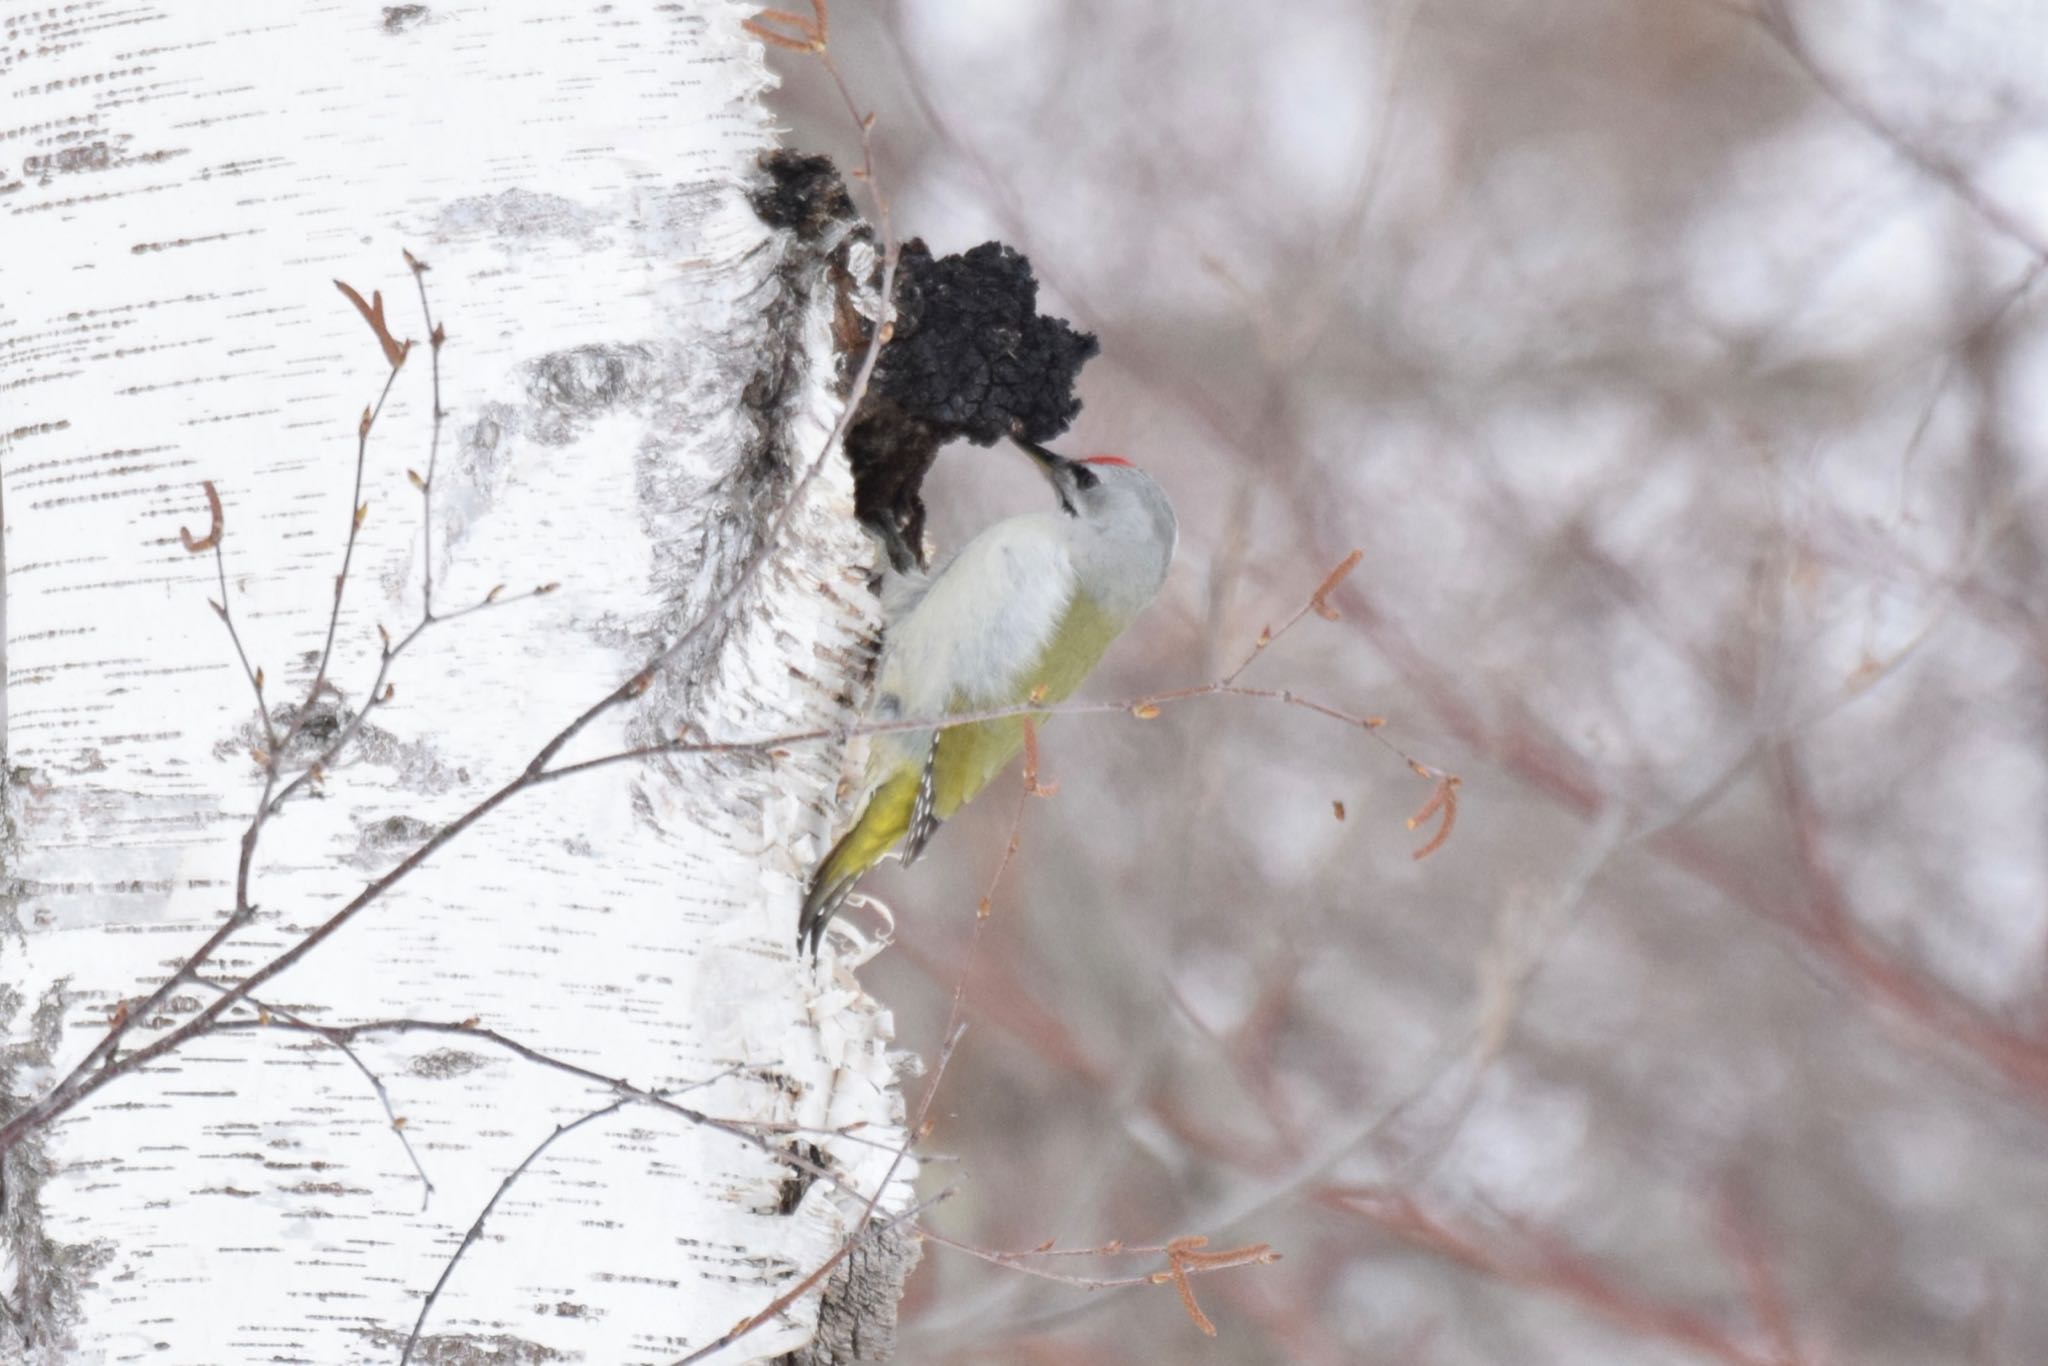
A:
<box><xmin>862</xmin><ymin>513</ymin><xmax>921</xmax><ymax>576</ymax></box>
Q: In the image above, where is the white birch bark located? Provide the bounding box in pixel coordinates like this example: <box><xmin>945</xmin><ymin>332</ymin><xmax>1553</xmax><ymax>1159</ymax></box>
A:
<box><xmin>0</xmin><ymin>4</ymin><xmax>911</xmax><ymax>1361</ymax></box>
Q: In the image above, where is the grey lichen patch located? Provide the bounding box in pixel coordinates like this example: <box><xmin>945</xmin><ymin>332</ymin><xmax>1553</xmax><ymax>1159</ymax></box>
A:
<box><xmin>437</xmin><ymin>341</ymin><xmax>691</xmax><ymax>577</ymax></box>
<box><xmin>209</xmin><ymin>680</ymin><xmax>466</xmax><ymax>806</ymax></box>
<box><xmin>278</xmin><ymin>1180</ymin><xmax>372</xmax><ymax>1198</ymax></box>
<box><xmin>212</xmin><ymin>696</ymin><xmax>345</xmax><ymax>769</ymax></box>
<box><xmin>524</xmin><ymin>344</ymin><xmax>662</xmax><ymax>446</ymax></box>
<box><xmin>348</xmin><ymin>722</ymin><xmax>470</xmax><ymax>799</ymax></box>
<box><xmin>1</xmin><ymin>983</ymin><xmax>110</xmax><ymax>1356</ymax></box>
<box><xmin>430</xmin><ymin>400</ymin><xmax>520</xmax><ymax>569</ymax></box>
<box><xmin>357</xmin><ymin>1328</ymin><xmax>569</xmax><ymax>1364</ymax></box>
<box><xmin>352</xmin><ymin>813</ymin><xmax>437</xmax><ymax>866</ymax></box>
<box><xmin>437</xmin><ymin>188</ymin><xmax>603</xmax><ymax>246</ymax></box>
<box><xmin>383</xmin><ymin>4</ymin><xmax>430</xmax><ymax>32</ymax></box>
<box><xmin>21</xmin><ymin>137</ymin><xmax>187</xmax><ymax>185</ymax></box>
<box><xmin>408</xmin><ymin>1047</ymin><xmax>490</xmax><ymax>1080</ymax></box>
<box><xmin>462</xmin><ymin>403</ymin><xmax>513</xmax><ymax>479</ymax></box>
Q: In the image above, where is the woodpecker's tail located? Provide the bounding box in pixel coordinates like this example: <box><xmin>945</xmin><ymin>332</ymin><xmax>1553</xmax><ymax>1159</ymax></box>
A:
<box><xmin>798</xmin><ymin>767</ymin><xmax>921</xmax><ymax>957</ymax></box>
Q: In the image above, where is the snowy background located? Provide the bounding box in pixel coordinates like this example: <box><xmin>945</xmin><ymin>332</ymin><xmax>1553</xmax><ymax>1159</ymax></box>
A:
<box><xmin>769</xmin><ymin>1</ymin><xmax>2048</xmax><ymax>1361</ymax></box>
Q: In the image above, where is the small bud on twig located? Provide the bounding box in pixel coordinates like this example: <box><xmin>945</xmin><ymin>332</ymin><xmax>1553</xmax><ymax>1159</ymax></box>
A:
<box><xmin>180</xmin><ymin>480</ymin><xmax>225</xmax><ymax>554</ymax></box>
<box><xmin>335</xmin><ymin>279</ymin><xmax>413</xmax><ymax>370</ymax></box>
<box><xmin>1310</xmin><ymin>549</ymin><xmax>1363</xmax><ymax>621</ymax></box>
<box><xmin>1406</xmin><ymin>775</ymin><xmax>1461</xmax><ymax>860</ymax></box>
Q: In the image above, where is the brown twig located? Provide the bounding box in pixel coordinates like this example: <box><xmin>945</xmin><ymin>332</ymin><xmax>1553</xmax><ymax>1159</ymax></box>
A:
<box><xmin>178</xmin><ymin>478</ymin><xmax>223</xmax><ymax>553</ymax></box>
<box><xmin>743</xmin><ymin>0</ymin><xmax>827</xmax><ymax>53</ymax></box>
<box><xmin>264</xmin><ymin>579</ymin><xmax>547</xmax><ymax>814</ymax></box>
<box><xmin>202</xmin><ymin>529</ymin><xmax>277</xmax><ymax>757</ymax></box>
<box><xmin>1406</xmin><ymin>773</ymin><xmax>1461</xmax><ymax>861</ymax></box>
<box><xmin>212</xmin><ymin>1014</ymin><xmax>859</xmax><ymax>1190</ymax></box>
<box><xmin>192</xmin><ymin>978</ymin><xmax>435</xmax><ymax>1204</ymax></box>
<box><xmin>404</xmin><ymin>248</ymin><xmax>447</xmax><ymax>619</ymax></box>
<box><xmin>978</xmin><ymin>764</ymin><xmax>1036</xmax><ymax>920</ymax></box>
<box><xmin>273</xmin><ymin>317</ymin><xmax>406</xmax><ymax>766</ymax></box>
<box><xmin>1223</xmin><ymin>548</ymin><xmax>1362</xmax><ymax>685</ymax></box>
<box><xmin>548</xmin><ymin>672</ymin><xmax>1444</xmax><ymax>808</ymax></box>
<box><xmin>917</xmin><ymin>1227</ymin><xmax>1280</xmax><ymax>1338</ymax></box>
<box><xmin>398</xmin><ymin>1096</ymin><xmax>636</xmax><ymax>1365</ymax></box>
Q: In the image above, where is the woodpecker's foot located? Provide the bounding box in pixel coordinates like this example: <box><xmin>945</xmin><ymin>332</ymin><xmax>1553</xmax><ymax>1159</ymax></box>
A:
<box><xmin>797</xmin><ymin>875</ymin><xmax>854</xmax><ymax>961</ymax></box>
<box><xmin>880</xmin><ymin>522</ymin><xmax>921</xmax><ymax>575</ymax></box>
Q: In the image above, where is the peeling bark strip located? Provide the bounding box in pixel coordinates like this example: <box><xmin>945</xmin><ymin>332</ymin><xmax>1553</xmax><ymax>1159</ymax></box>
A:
<box><xmin>0</xmin><ymin>4</ymin><xmax>911</xmax><ymax>1361</ymax></box>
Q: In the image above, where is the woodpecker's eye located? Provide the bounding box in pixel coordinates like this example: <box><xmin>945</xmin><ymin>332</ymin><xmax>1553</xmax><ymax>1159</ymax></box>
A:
<box><xmin>1070</xmin><ymin>464</ymin><xmax>1099</xmax><ymax>492</ymax></box>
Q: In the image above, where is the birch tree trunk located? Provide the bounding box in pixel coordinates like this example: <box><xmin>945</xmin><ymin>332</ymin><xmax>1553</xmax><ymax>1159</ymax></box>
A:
<box><xmin>0</xmin><ymin>4</ymin><xmax>912</xmax><ymax>1361</ymax></box>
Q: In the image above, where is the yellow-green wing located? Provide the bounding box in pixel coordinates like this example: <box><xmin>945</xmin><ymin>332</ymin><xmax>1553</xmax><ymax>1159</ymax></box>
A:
<box><xmin>926</xmin><ymin>588</ymin><xmax>1123</xmax><ymax>826</ymax></box>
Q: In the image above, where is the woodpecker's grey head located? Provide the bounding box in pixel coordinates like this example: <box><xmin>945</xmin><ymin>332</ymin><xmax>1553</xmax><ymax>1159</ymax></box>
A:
<box><xmin>1017</xmin><ymin>438</ymin><xmax>1178</xmax><ymax>618</ymax></box>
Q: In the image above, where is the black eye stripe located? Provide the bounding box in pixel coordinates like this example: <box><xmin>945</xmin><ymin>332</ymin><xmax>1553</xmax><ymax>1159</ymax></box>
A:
<box><xmin>1071</xmin><ymin>465</ymin><xmax>1100</xmax><ymax>491</ymax></box>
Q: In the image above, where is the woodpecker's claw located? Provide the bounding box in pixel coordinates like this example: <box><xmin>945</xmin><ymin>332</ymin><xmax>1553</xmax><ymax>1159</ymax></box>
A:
<box><xmin>873</xmin><ymin>517</ymin><xmax>922</xmax><ymax>575</ymax></box>
<box><xmin>798</xmin><ymin>874</ymin><xmax>856</xmax><ymax>960</ymax></box>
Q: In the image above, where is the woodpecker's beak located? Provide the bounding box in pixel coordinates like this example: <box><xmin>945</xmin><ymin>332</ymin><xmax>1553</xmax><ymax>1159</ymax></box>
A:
<box><xmin>1015</xmin><ymin>437</ymin><xmax>1076</xmax><ymax>487</ymax></box>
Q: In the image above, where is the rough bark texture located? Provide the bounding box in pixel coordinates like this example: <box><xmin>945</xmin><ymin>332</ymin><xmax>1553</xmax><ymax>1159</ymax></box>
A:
<box><xmin>779</xmin><ymin>1219</ymin><xmax>918</xmax><ymax>1366</ymax></box>
<box><xmin>0</xmin><ymin>3</ymin><xmax>911</xmax><ymax>1361</ymax></box>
